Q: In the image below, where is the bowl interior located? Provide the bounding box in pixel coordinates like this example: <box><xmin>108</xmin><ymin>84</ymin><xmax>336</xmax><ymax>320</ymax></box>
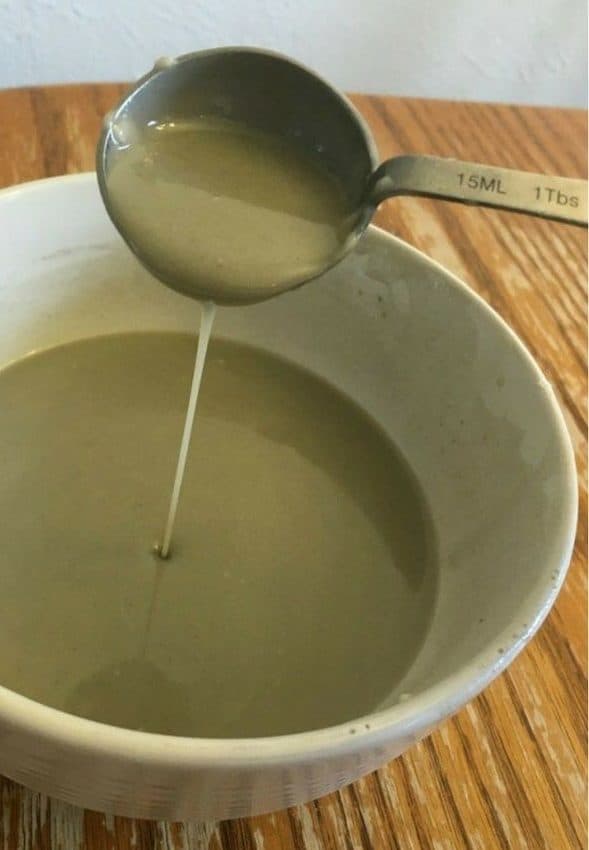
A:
<box><xmin>0</xmin><ymin>174</ymin><xmax>576</xmax><ymax>726</ymax></box>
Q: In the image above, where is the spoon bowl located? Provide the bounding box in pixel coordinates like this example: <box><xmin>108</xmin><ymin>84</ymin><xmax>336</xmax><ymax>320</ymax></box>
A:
<box><xmin>97</xmin><ymin>49</ymin><xmax>375</xmax><ymax>303</ymax></box>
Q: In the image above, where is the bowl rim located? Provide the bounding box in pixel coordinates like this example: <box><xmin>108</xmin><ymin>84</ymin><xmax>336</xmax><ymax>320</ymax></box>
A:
<box><xmin>0</xmin><ymin>172</ymin><xmax>577</xmax><ymax>768</ymax></box>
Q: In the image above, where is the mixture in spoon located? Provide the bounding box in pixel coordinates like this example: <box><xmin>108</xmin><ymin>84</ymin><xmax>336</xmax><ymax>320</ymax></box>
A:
<box><xmin>106</xmin><ymin>116</ymin><xmax>354</xmax><ymax>303</ymax></box>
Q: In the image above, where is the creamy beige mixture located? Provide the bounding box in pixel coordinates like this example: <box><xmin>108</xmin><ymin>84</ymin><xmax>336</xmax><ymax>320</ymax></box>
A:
<box><xmin>0</xmin><ymin>333</ymin><xmax>437</xmax><ymax>737</ymax></box>
<box><xmin>106</xmin><ymin>118</ymin><xmax>353</xmax><ymax>303</ymax></box>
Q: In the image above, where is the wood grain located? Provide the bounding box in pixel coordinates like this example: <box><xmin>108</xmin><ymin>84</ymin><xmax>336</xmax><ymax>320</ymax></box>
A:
<box><xmin>0</xmin><ymin>85</ymin><xmax>586</xmax><ymax>850</ymax></box>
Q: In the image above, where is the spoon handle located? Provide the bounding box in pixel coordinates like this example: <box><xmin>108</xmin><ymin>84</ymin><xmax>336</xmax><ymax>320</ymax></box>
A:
<box><xmin>369</xmin><ymin>155</ymin><xmax>587</xmax><ymax>227</ymax></box>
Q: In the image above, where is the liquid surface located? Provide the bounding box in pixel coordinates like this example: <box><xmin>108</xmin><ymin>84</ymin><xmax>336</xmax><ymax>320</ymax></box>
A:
<box><xmin>0</xmin><ymin>333</ymin><xmax>437</xmax><ymax>737</ymax></box>
<box><xmin>105</xmin><ymin>118</ymin><xmax>353</xmax><ymax>304</ymax></box>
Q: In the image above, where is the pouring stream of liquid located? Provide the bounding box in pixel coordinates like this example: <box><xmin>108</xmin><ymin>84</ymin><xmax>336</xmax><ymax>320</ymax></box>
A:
<box><xmin>158</xmin><ymin>301</ymin><xmax>216</xmax><ymax>557</ymax></box>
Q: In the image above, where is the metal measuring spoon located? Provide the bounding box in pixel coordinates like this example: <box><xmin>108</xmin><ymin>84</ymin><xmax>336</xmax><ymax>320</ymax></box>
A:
<box><xmin>97</xmin><ymin>48</ymin><xmax>588</xmax><ymax>305</ymax></box>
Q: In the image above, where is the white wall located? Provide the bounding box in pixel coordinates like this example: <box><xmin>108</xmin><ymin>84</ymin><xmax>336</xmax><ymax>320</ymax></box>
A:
<box><xmin>1</xmin><ymin>0</ymin><xmax>587</xmax><ymax>107</ymax></box>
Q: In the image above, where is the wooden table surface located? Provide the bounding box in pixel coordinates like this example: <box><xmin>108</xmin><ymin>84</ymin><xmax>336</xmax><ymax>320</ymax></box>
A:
<box><xmin>0</xmin><ymin>84</ymin><xmax>586</xmax><ymax>850</ymax></box>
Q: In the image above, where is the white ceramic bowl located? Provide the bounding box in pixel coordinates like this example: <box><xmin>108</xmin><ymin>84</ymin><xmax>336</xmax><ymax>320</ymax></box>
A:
<box><xmin>0</xmin><ymin>174</ymin><xmax>577</xmax><ymax>820</ymax></box>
